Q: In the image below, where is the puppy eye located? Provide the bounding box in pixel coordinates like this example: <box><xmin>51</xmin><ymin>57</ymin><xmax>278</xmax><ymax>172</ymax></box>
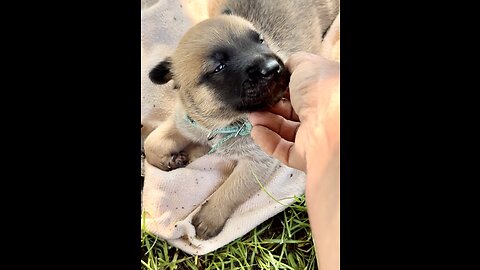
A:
<box><xmin>259</xmin><ymin>34</ymin><xmax>264</xmax><ymax>44</ymax></box>
<box><xmin>214</xmin><ymin>63</ymin><xmax>225</xmax><ymax>73</ymax></box>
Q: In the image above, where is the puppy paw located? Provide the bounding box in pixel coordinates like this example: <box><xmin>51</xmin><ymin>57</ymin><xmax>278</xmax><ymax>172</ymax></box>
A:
<box><xmin>146</xmin><ymin>151</ymin><xmax>189</xmax><ymax>171</ymax></box>
<box><xmin>192</xmin><ymin>203</ymin><xmax>228</xmax><ymax>240</ymax></box>
<box><xmin>167</xmin><ymin>151</ymin><xmax>188</xmax><ymax>170</ymax></box>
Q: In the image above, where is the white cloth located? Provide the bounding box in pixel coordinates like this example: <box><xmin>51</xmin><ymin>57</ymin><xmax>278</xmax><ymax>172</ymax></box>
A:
<box><xmin>142</xmin><ymin>156</ymin><xmax>305</xmax><ymax>255</ymax></box>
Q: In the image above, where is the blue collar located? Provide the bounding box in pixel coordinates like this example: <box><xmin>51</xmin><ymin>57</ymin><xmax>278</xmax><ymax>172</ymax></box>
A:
<box><xmin>184</xmin><ymin>114</ymin><xmax>252</xmax><ymax>154</ymax></box>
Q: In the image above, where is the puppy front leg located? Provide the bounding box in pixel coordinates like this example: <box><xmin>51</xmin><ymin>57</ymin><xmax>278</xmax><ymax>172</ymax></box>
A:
<box><xmin>144</xmin><ymin>117</ymin><xmax>192</xmax><ymax>171</ymax></box>
<box><xmin>192</xmin><ymin>156</ymin><xmax>278</xmax><ymax>239</ymax></box>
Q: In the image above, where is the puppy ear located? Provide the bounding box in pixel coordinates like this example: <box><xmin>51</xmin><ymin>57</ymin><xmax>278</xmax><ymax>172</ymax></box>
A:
<box><xmin>149</xmin><ymin>57</ymin><xmax>173</xmax><ymax>84</ymax></box>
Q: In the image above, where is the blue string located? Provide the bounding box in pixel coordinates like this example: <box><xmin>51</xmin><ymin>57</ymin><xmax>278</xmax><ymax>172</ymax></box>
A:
<box><xmin>184</xmin><ymin>114</ymin><xmax>252</xmax><ymax>154</ymax></box>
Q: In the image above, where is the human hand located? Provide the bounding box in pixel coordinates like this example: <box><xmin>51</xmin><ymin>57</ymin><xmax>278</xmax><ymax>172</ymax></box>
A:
<box><xmin>248</xmin><ymin>52</ymin><xmax>340</xmax><ymax>172</ymax></box>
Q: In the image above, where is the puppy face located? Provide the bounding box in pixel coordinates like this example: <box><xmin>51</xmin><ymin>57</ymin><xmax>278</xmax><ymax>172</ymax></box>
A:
<box><xmin>149</xmin><ymin>15</ymin><xmax>289</xmax><ymax>125</ymax></box>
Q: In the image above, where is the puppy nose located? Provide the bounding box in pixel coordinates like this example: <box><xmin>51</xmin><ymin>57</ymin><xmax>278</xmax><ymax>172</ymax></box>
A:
<box><xmin>259</xmin><ymin>59</ymin><xmax>280</xmax><ymax>77</ymax></box>
<box><xmin>248</xmin><ymin>58</ymin><xmax>281</xmax><ymax>78</ymax></box>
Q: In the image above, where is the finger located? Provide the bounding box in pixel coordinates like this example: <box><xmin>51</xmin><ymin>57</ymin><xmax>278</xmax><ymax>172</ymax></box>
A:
<box><xmin>267</xmin><ymin>98</ymin><xmax>299</xmax><ymax>122</ymax></box>
<box><xmin>285</xmin><ymin>51</ymin><xmax>318</xmax><ymax>73</ymax></box>
<box><xmin>248</xmin><ymin>111</ymin><xmax>300</xmax><ymax>142</ymax></box>
<box><xmin>250</xmin><ymin>126</ymin><xmax>306</xmax><ymax>171</ymax></box>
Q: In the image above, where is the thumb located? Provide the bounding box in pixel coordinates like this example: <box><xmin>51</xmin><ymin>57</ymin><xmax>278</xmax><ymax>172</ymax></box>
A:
<box><xmin>251</xmin><ymin>126</ymin><xmax>306</xmax><ymax>171</ymax></box>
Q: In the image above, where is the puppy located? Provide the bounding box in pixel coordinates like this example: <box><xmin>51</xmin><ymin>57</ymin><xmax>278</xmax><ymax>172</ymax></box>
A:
<box><xmin>144</xmin><ymin>0</ymin><xmax>339</xmax><ymax>240</ymax></box>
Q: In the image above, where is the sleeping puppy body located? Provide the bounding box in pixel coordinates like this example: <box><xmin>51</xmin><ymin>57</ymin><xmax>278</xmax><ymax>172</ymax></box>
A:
<box><xmin>144</xmin><ymin>0</ymin><xmax>339</xmax><ymax>240</ymax></box>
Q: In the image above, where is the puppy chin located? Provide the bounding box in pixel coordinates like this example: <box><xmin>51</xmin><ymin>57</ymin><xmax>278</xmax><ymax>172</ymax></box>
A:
<box><xmin>235</xmin><ymin>88</ymin><xmax>287</xmax><ymax>112</ymax></box>
<box><xmin>237</xmin><ymin>71</ymin><xmax>290</xmax><ymax>112</ymax></box>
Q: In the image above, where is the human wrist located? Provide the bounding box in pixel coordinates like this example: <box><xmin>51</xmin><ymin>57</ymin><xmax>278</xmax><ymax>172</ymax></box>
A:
<box><xmin>306</xmin><ymin>81</ymin><xmax>339</xmax><ymax>170</ymax></box>
<box><xmin>304</xmin><ymin>112</ymin><xmax>339</xmax><ymax>175</ymax></box>
<box><xmin>304</xmin><ymin>127</ymin><xmax>330</xmax><ymax>176</ymax></box>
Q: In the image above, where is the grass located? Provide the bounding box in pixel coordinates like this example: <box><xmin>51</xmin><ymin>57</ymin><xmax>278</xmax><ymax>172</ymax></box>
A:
<box><xmin>141</xmin><ymin>195</ymin><xmax>317</xmax><ymax>269</ymax></box>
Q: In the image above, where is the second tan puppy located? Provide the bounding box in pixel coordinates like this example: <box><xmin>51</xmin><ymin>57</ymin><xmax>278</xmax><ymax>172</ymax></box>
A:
<box><xmin>145</xmin><ymin>0</ymin><xmax>339</xmax><ymax>240</ymax></box>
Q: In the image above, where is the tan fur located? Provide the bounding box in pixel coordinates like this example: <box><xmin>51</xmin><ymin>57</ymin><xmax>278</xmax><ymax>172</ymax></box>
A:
<box><xmin>207</xmin><ymin>0</ymin><xmax>339</xmax><ymax>57</ymax></box>
<box><xmin>144</xmin><ymin>0</ymin><xmax>339</xmax><ymax>240</ymax></box>
<box><xmin>144</xmin><ymin>116</ymin><xmax>190</xmax><ymax>171</ymax></box>
<box><xmin>170</xmin><ymin>17</ymin><xmax>259</xmax><ymax>129</ymax></box>
<box><xmin>172</xmin><ymin>16</ymin><xmax>255</xmax><ymax>88</ymax></box>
